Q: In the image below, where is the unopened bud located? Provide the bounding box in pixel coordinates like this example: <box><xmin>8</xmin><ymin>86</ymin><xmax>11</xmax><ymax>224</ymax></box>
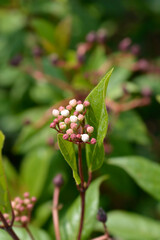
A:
<box><xmin>52</xmin><ymin>109</ymin><xmax>59</xmax><ymax>117</ymax></box>
<box><xmin>66</xmin><ymin>105</ymin><xmax>72</xmax><ymax>110</ymax></box>
<box><xmin>21</xmin><ymin>216</ymin><xmax>28</xmax><ymax>224</ymax></box>
<box><xmin>76</xmin><ymin>104</ymin><xmax>84</xmax><ymax>112</ymax></box>
<box><xmin>86</xmin><ymin>31</ymin><xmax>97</xmax><ymax>43</ymax></box>
<box><xmin>64</xmin><ymin>118</ymin><xmax>70</xmax><ymax>124</ymax></box>
<box><xmin>70</xmin><ymin>123</ymin><xmax>78</xmax><ymax>129</ymax></box>
<box><xmin>97</xmin><ymin>208</ymin><xmax>107</xmax><ymax>223</ymax></box>
<box><xmin>70</xmin><ymin>116</ymin><xmax>78</xmax><ymax>123</ymax></box>
<box><xmin>66</xmin><ymin>129</ymin><xmax>73</xmax><ymax>135</ymax></box>
<box><xmin>61</xmin><ymin>109</ymin><xmax>69</xmax><ymax>117</ymax></box>
<box><xmin>53</xmin><ymin>174</ymin><xmax>64</xmax><ymax>187</ymax></box>
<box><xmin>83</xmin><ymin>101</ymin><xmax>90</xmax><ymax>107</ymax></box>
<box><xmin>74</xmin><ymin>111</ymin><xmax>79</xmax><ymax>116</ymax></box>
<box><xmin>78</xmin><ymin>114</ymin><xmax>84</xmax><ymax>121</ymax></box>
<box><xmin>59</xmin><ymin>106</ymin><xmax>65</xmax><ymax>111</ymax></box>
<box><xmin>87</xmin><ymin>126</ymin><xmax>94</xmax><ymax>133</ymax></box>
<box><xmin>50</xmin><ymin>122</ymin><xmax>56</xmax><ymax>128</ymax></box>
<box><xmin>63</xmin><ymin>134</ymin><xmax>69</xmax><ymax>140</ymax></box>
<box><xmin>81</xmin><ymin>134</ymin><xmax>89</xmax><ymax>143</ymax></box>
<box><xmin>70</xmin><ymin>134</ymin><xmax>77</xmax><ymax>140</ymax></box>
<box><xmin>69</xmin><ymin>99</ymin><xmax>77</xmax><ymax>107</ymax></box>
<box><xmin>91</xmin><ymin>138</ymin><xmax>97</xmax><ymax>144</ymax></box>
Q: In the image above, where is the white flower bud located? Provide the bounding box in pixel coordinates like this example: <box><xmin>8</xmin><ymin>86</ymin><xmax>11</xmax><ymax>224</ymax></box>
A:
<box><xmin>69</xmin><ymin>99</ymin><xmax>77</xmax><ymax>107</ymax></box>
<box><xmin>76</xmin><ymin>104</ymin><xmax>84</xmax><ymax>112</ymax></box>
<box><xmin>70</xmin><ymin>115</ymin><xmax>78</xmax><ymax>123</ymax></box>
<box><xmin>81</xmin><ymin>134</ymin><xmax>89</xmax><ymax>143</ymax></box>
<box><xmin>61</xmin><ymin>109</ymin><xmax>69</xmax><ymax>117</ymax></box>
<box><xmin>52</xmin><ymin>109</ymin><xmax>59</xmax><ymax>117</ymax></box>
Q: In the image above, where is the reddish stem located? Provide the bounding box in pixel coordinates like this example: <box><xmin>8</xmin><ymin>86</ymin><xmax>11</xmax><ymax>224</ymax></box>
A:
<box><xmin>52</xmin><ymin>187</ymin><xmax>61</xmax><ymax>240</ymax></box>
<box><xmin>77</xmin><ymin>143</ymin><xmax>87</xmax><ymax>240</ymax></box>
<box><xmin>0</xmin><ymin>211</ymin><xmax>20</xmax><ymax>240</ymax></box>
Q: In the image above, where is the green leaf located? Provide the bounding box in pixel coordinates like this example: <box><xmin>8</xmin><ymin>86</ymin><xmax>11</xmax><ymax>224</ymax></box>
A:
<box><xmin>95</xmin><ymin>210</ymin><xmax>160</xmax><ymax>240</ymax></box>
<box><xmin>20</xmin><ymin>147</ymin><xmax>53</xmax><ymax>198</ymax></box>
<box><xmin>54</xmin><ymin>17</ymin><xmax>71</xmax><ymax>55</ymax></box>
<box><xmin>111</xmin><ymin>110</ymin><xmax>150</xmax><ymax>145</ymax></box>
<box><xmin>60</xmin><ymin>176</ymin><xmax>107</xmax><ymax>240</ymax></box>
<box><xmin>57</xmin><ymin>134</ymin><xmax>80</xmax><ymax>184</ymax></box>
<box><xmin>0</xmin><ymin>225</ymin><xmax>51</xmax><ymax>240</ymax></box>
<box><xmin>0</xmin><ymin>131</ymin><xmax>11</xmax><ymax>213</ymax></box>
<box><xmin>108</xmin><ymin>156</ymin><xmax>160</xmax><ymax>200</ymax></box>
<box><xmin>85</xmin><ymin>68</ymin><xmax>113</xmax><ymax>171</ymax></box>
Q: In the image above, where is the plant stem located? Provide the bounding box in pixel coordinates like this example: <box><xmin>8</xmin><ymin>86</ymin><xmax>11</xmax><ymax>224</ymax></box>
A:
<box><xmin>52</xmin><ymin>186</ymin><xmax>61</xmax><ymax>240</ymax></box>
<box><xmin>0</xmin><ymin>211</ymin><xmax>20</xmax><ymax>240</ymax></box>
<box><xmin>77</xmin><ymin>143</ymin><xmax>85</xmax><ymax>240</ymax></box>
<box><xmin>25</xmin><ymin>225</ymin><xmax>35</xmax><ymax>240</ymax></box>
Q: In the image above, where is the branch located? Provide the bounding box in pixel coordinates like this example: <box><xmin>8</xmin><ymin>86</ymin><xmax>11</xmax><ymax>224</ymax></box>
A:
<box><xmin>52</xmin><ymin>187</ymin><xmax>61</xmax><ymax>240</ymax></box>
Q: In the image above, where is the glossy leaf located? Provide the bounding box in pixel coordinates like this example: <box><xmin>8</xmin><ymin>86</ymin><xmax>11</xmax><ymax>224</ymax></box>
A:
<box><xmin>85</xmin><ymin>68</ymin><xmax>113</xmax><ymax>171</ymax></box>
<box><xmin>0</xmin><ymin>131</ymin><xmax>11</xmax><ymax>213</ymax></box>
<box><xmin>95</xmin><ymin>210</ymin><xmax>160</xmax><ymax>240</ymax></box>
<box><xmin>20</xmin><ymin>147</ymin><xmax>53</xmax><ymax>198</ymax></box>
<box><xmin>108</xmin><ymin>156</ymin><xmax>160</xmax><ymax>200</ymax></box>
<box><xmin>57</xmin><ymin>134</ymin><xmax>80</xmax><ymax>184</ymax></box>
<box><xmin>0</xmin><ymin>225</ymin><xmax>51</xmax><ymax>240</ymax></box>
<box><xmin>111</xmin><ymin>110</ymin><xmax>150</xmax><ymax>145</ymax></box>
<box><xmin>60</xmin><ymin>176</ymin><xmax>107</xmax><ymax>240</ymax></box>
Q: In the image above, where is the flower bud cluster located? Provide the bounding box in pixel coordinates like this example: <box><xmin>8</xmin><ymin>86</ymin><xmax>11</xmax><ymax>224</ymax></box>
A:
<box><xmin>50</xmin><ymin>99</ymin><xmax>96</xmax><ymax>144</ymax></box>
<box><xmin>1</xmin><ymin>193</ymin><xmax>37</xmax><ymax>226</ymax></box>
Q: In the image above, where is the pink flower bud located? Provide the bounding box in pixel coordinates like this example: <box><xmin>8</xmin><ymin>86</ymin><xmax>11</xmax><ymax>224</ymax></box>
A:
<box><xmin>11</xmin><ymin>201</ymin><xmax>16</xmax><ymax>208</ymax></box>
<box><xmin>66</xmin><ymin>105</ymin><xmax>72</xmax><ymax>110</ymax></box>
<box><xmin>15</xmin><ymin>217</ymin><xmax>20</xmax><ymax>222</ymax></box>
<box><xmin>50</xmin><ymin>122</ymin><xmax>56</xmax><ymax>128</ymax></box>
<box><xmin>31</xmin><ymin>197</ymin><xmax>37</xmax><ymax>202</ymax></box>
<box><xmin>74</xmin><ymin>111</ymin><xmax>79</xmax><ymax>116</ymax></box>
<box><xmin>78</xmin><ymin>114</ymin><xmax>84</xmax><ymax>121</ymax></box>
<box><xmin>87</xmin><ymin>126</ymin><xmax>94</xmax><ymax>133</ymax></box>
<box><xmin>4</xmin><ymin>213</ymin><xmax>9</xmax><ymax>219</ymax></box>
<box><xmin>64</xmin><ymin>118</ymin><xmax>70</xmax><ymax>124</ymax></box>
<box><xmin>24</xmin><ymin>192</ymin><xmax>30</xmax><ymax>198</ymax></box>
<box><xmin>21</xmin><ymin>216</ymin><xmax>28</xmax><ymax>224</ymax></box>
<box><xmin>76</xmin><ymin>134</ymin><xmax>81</xmax><ymax>139</ymax></box>
<box><xmin>15</xmin><ymin>197</ymin><xmax>21</xmax><ymax>203</ymax></box>
<box><xmin>58</xmin><ymin>115</ymin><xmax>63</xmax><ymax>121</ymax></box>
<box><xmin>70</xmin><ymin>123</ymin><xmax>78</xmax><ymax>129</ymax></box>
<box><xmin>59</xmin><ymin>122</ymin><xmax>66</xmax><ymax>130</ymax></box>
<box><xmin>27</xmin><ymin>204</ymin><xmax>33</xmax><ymax>210</ymax></box>
<box><xmin>63</xmin><ymin>134</ymin><xmax>69</xmax><ymax>140</ymax></box>
<box><xmin>59</xmin><ymin>106</ymin><xmax>65</xmax><ymax>111</ymax></box>
<box><xmin>20</xmin><ymin>206</ymin><xmax>25</xmax><ymax>212</ymax></box>
<box><xmin>54</xmin><ymin>119</ymin><xmax>59</xmax><ymax>124</ymax></box>
<box><xmin>77</xmin><ymin>100</ymin><xmax>82</xmax><ymax>104</ymax></box>
<box><xmin>70</xmin><ymin>134</ymin><xmax>76</xmax><ymax>140</ymax></box>
<box><xmin>83</xmin><ymin>101</ymin><xmax>90</xmax><ymax>107</ymax></box>
<box><xmin>69</xmin><ymin>99</ymin><xmax>77</xmax><ymax>107</ymax></box>
<box><xmin>84</xmin><ymin>124</ymin><xmax>90</xmax><ymax>129</ymax></box>
<box><xmin>24</xmin><ymin>199</ymin><xmax>30</xmax><ymax>205</ymax></box>
<box><xmin>91</xmin><ymin>138</ymin><xmax>96</xmax><ymax>144</ymax></box>
<box><xmin>66</xmin><ymin>129</ymin><xmax>73</xmax><ymax>135</ymax></box>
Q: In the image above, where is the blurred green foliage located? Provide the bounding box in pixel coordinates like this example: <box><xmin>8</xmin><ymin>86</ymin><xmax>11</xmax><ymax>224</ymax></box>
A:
<box><xmin>0</xmin><ymin>0</ymin><xmax>160</xmax><ymax>239</ymax></box>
